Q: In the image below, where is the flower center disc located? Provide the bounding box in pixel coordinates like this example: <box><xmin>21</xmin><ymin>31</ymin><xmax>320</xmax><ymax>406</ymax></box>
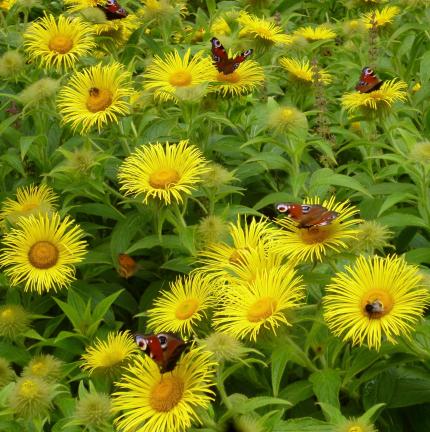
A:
<box><xmin>1</xmin><ymin>308</ymin><xmax>12</xmax><ymax>320</ymax></box>
<box><xmin>149</xmin><ymin>168</ymin><xmax>180</xmax><ymax>189</ymax></box>
<box><xmin>169</xmin><ymin>71</ymin><xmax>192</xmax><ymax>87</ymax></box>
<box><xmin>348</xmin><ymin>427</ymin><xmax>364</xmax><ymax>432</ymax></box>
<box><xmin>247</xmin><ymin>296</ymin><xmax>277</xmax><ymax>322</ymax></box>
<box><xmin>21</xmin><ymin>379</ymin><xmax>38</xmax><ymax>398</ymax></box>
<box><xmin>28</xmin><ymin>241</ymin><xmax>59</xmax><ymax>269</ymax></box>
<box><xmin>150</xmin><ymin>376</ymin><xmax>184</xmax><ymax>412</ymax></box>
<box><xmin>362</xmin><ymin>290</ymin><xmax>393</xmax><ymax>318</ymax></box>
<box><xmin>175</xmin><ymin>298</ymin><xmax>199</xmax><ymax>320</ymax></box>
<box><xmin>217</xmin><ymin>71</ymin><xmax>240</xmax><ymax>83</ymax></box>
<box><xmin>21</xmin><ymin>202</ymin><xmax>38</xmax><ymax>212</ymax></box>
<box><xmin>48</xmin><ymin>35</ymin><xmax>74</xmax><ymax>54</ymax></box>
<box><xmin>86</xmin><ymin>87</ymin><xmax>113</xmax><ymax>113</ymax></box>
<box><xmin>300</xmin><ymin>226</ymin><xmax>332</xmax><ymax>244</ymax></box>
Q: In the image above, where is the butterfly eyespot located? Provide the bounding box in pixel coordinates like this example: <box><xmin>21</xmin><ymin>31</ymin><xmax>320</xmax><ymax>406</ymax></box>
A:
<box><xmin>301</xmin><ymin>205</ymin><xmax>311</xmax><ymax>213</ymax></box>
<box><xmin>243</xmin><ymin>49</ymin><xmax>253</xmax><ymax>56</ymax></box>
<box><xmin>136</xmin><ymin>336</ymin><xmax>147</xmax><ymax>351</ymax></box>
<box><xmin>157</xmin><ymin>334</ymin><xmax>168</xmax><ymax>349</ymax></box>
<box><xmin>233</xmin><ymin>63</ymin><xmax>239</xmax><ymax>70</ymax></box>
<box><xmin>213</xmin><ymin>55</ymin><xmax>220</xmax><ymax>62</ymax></box>
<box><xmin>276</xmin><ymin>204</ymin><xmax>289</xmax><ymax>213</ymax></box>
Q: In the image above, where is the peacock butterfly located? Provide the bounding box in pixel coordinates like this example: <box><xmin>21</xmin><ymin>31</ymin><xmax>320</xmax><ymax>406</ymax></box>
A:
<box><xmin>97</xmin><ymin>0</ymin><xmax>128</xmax><ymax>20</ymax></box>
<box><xmin>211</xmin><ymin>37</ymin><xmax>253</xmax><ymax>75</ymax></box>
<box><xmin>117</xmin><ymin>253</ymin><xmax>138</xmax><ymax>279</ymax></box>
<box><xmin>276</xmin><ymin>203</ymin><xmax>339</xmax><ymax>229</ymax></box>
<box><xmin>135</xmin><ymin>333</ymin><xmax>189</xmax><ymax>372</ymax></box>
<box><xmin>355</xmin><ymin>67</ymin><xmax>383</xmax><ymax>93</ymax></box>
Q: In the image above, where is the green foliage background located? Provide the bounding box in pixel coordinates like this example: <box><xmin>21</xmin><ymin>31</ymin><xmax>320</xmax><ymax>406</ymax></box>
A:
<box><xmin>1</xmin><ymin>0</ymin><xmax>430</xmax><ymax>431</ymax></box>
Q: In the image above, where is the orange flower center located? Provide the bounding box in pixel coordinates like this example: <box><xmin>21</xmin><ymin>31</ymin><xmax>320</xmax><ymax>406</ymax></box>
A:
<box><xmin>86</xmin><ymin>87</ymin><xmax>113</xmax><ymax>113</ymax></box>
<box><xmin>361</xmin><ymin>290</ymin><xmax>393</xmax><ymax>319</ymax></box>
<box><xmin>21</xmin><ymin>202</ymin><xmax>38</xmax><ymax>212</ymax></box>
<box><xmin>175</xmin><ymin>298</ymin><xmax>199</xmax><ymax>320</ymax></box>
<box><xmin>149</xmin><ymin>168</ymin><xmax>180</xmax><ymax>189</ymax></box>
<box><xmin>217</xmin><ymin>71</ymin><xmax>240</xmax><ymax>83</ymax></box>
<box><xmin>299</xmin><ymin>226</ymin><xmax>332</xmax><ymax>244</ymax></box>
<box><xmin>48</xmin><ymin>35</ymin><xmax>73</xmax><ymax>54</ymax></box>
<box><xmin>150</xmin><ymin>375</ymin><xmax>184</xmax><ymax>412</ymax></box>
<box><xmin>28</xmin><ymin>241</ymin><xmax>59</xmax><ymax>269</ymax></box>
<box><xmin>247</xmin><ymin>296</ymin><xmax>277</xmax><ymax>322</ymax></box>
<box><xmin>169</xmin><ymin>71</ymin><xmax>192</xmax><ymax>87</ymax></box>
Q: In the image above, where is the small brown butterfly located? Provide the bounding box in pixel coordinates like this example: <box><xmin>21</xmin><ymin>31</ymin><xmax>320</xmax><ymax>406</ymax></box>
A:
<box><xmin>355</xmin><ymin>67</ymin><xmax>383</xmax><ymax>93</ymax></box>
<box><xmin>117</xmin><ymin>253</ymin><xmax>138</xmax><ymax>279</ymax></box>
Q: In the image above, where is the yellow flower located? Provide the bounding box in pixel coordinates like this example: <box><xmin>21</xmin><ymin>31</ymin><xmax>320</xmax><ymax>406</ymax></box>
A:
<box><xmin>279</xmin><ymin>57</ymin><xmax>332</xmax><ymax>84</ymax></box>
<box><xmin>273</xmin><ymin>197</ymin><xmax>360</xmax><ymax>263</ymax></box>
<box><xmin>22</xmin><ymin>354</ymin><xmax>63</xmax><ymax>382</ymax></box>
<box><xmin>146</xmin><ymin>273</ymin><xmax>216</xmax><ymax>336</ymax></box>
<box><xmin>293</xmin><ymin>24</ymin><xmax>336</xmax><ymax>41</ymax></box>
<box><xmin>214</xmin><ymin>60</ymin><xmax>264</xmax><ymax>97</ymax></box>
<box><xmin>112</xmin><ymin>348</ymin><xmax>216</xmax><ymax>432</ymax></box>
<box><xmin>362</xmin><ymin>6</ymin><xmax>400</xmax><ymax>27</ymax></box>
<box><xmin>265</xmin><ymin>103</ymin><xmax>308</xmax><ymax>135</ymax></box>
<box><xmin>238</xmin><ymin>12</ymin><xmax>292</xmax><ymax>46</ymax></box>
<box><xmin>93</xmin><ymin>14</ymin><xmax>140</xmax><ymax>37</ymax></box>
<box><xmin>0</xmin><ymin>213</ymin><xmax>87</xmax><ymax>293</ymax></box>
<box><xmin>64</xmin><ymin>0</ymin><xmax>97</xmax><ymax>13</ymax></box>
<box><xmin>0</xmin><ymin>0</ymin><xmax>15</xmax><ymax>9</ymax></box>
<box><xmin>23</xmin><ymin>14</ymin><xmax>95</xmax><ymax>71</ymax></box>
<box><xmin>197</xmin><ymin>217</ymin><xmax>277</xmax><ymax>280</ymax></box>
<box><xmin>0</xmin><ymin>184</ymin><xmax>58</xmax><ymax>226</ymax></box>
<box><xmin>57</xmin><ymin>62</ymin><xmax>134</xmax><ymax>134</ymax></box>
<box><xmin>323</xmin><ymin>255</ymin><xmax>430</xmax><ymax>350</ymax></box>
<box><xmin>74</xmin><ymin>391</ymin><xmax>112</xmax><ymax>430</ymax></box>
<box><xmin>342</xmin><ymin>79</ymin><xmax>408</xmax><ymax>114</ymax></box>
<box><xmin>0</xmin><ymin>357</ymin><xmax>15</xmax><ymax>388</ymax></box>
<box><xmin>213</xmin><ymin>265</ymin><xmax>305</xmax><ymax>341</ymax></box>
<box><xmin>140</xmin><ymin>0</ymin><xmax>186</xmax><ymax>22</ymax></box>
<box><xmin>211</xmin><ymin>16</ymin><xmax>231</xmax><ymax>36</ymax></box>
<box><xmin>9</xmin><ymin>377</ymin><xmax>57</xmax><ymax>419</ymax></box>
<box><xmin>81</xmin><ymin>331</ymin><xmax>138</xmax><ymax>376</ymax></box>
<box><xmin>143</xmin><ymin>49</ymin><xmax>214</xmax><ymax>102</ymax></box>
<box><xmin>336</xmin><ymin>418</ymin><xmax>377</xmax><ymax>432</ymax></box>
<box><xmin>118</xmin><ymin>140</ymin><xmax>209</xmax><ymax>205</ymax></box>
<box><xmin>0</xmin><ymin>304</ymin><xmax>31</xmax><ymax>340</ymax></box>
<box><xmin>412</xmin><ymin>82</ymin><xmax>421</xmax><ymax>92</ymax></box>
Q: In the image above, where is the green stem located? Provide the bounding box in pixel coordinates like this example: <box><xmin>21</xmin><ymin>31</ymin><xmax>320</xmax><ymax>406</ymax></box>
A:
<box><xmin>216</xmin><ymin>363</ymin><xmax>233</xmax><ymax>410</ymax></box>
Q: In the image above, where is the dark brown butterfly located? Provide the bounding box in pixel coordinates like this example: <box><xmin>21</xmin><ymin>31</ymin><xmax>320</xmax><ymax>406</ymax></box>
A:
<box><xmin>97</xmin><ymin>0</ymin><xmax>128</xmax><ymax>20</ymax></box>
<box><xmin>355</xmin><ymin>67</ymin><xmax>383</xmax><ymax>93</ymax></box>
<box><xmin>276</xmin><ymin>203</ymin><xmax>338</xmax><ymax>228</ymax></box>
<box><xmin>211</xmin><ymin>37</ymin><xmax>253</xmax><ymax>75</ymax></box>
<box><xmin>135</xmin><ymin>333</ymin><xmax>189</xmax><ymax>372</ymax></box>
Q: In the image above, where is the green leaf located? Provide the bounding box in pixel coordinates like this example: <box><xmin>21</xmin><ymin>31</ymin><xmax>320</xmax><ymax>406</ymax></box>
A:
<box><xmin>92</xmin><ymin>290</ymin><xmax>123</xmax><ymax>323</ymax></box>
<box><xmin>405</xmin><ymin>248</ymin><xmax>430</xmax><ymax>264</ymax></box>
<box><xmin>235</xmin><ymin>396</ymin><xmax>292</xmax><ymax>413</ymax></box>
<box><xmin>309</xmin><ymin>369</ymin><xmax>341</xmax><ymax>409</ymax></box>
<box><xmin>253</xmin><ymin>192</ymin><xmax>295</xmax><ymax>211</ymax></box>
<box><xmin>271</xmin><ymin>346</ymin><xmax>290</xmax><ymax>397</ymax></box>
<box><xmin>377</xmin><ymin>192</ymin><xmax>415</xmax><ymax>217</ymax></box>
<box><xmin>278</xmin><ymin>380</ymin><xmax>313</xmax><ymax>406</ymax></box>
<box><xmin>359</xmin><ymin>403</ymin><xmax>386</xmax><ymax>424</ymax></box>
<box><xmin>378</xmin><ymin>212</ymin><xmax>427</xmax><ymax>228</ymax></box>
<box><xmin>272</xmin><ymin>418</ymin><xmax>332</xmax><ymax>432</ymax></box>
<box><xmin>420</xmin><ymin>50</ymin><xmax>430</xmax><ymax>84</ymax></box>
<box><xmin>318</xmin><ymin>402</ymin><xmax>344</xmax><ymax>425</ymax></box>
<box><xmin>72</xmin><ymin>203</ymin><xmax>124</xmax><ymax>221</ymax></box>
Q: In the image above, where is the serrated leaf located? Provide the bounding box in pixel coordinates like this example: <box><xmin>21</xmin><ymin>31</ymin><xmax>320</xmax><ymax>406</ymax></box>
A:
<box><xmin>309</xmin><ymin>369</ymin><xmax>341</xmax><ymax>409</ymax></box>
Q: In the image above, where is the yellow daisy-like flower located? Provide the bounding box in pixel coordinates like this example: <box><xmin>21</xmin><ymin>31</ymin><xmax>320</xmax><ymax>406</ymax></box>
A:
<box><xmin>237</xmin><ymin>12</ymin><xmax>292</xmax><ymax>46</ymax></box>
<box><xmin>274</xmin><ymin>197</ymin><xmax>360</xmax><ymax>263</ymax></box>
<box><xmin>362</xmin><ymin>6</ymin><xmax>400</xmax><ymax>27</ymax></box>
<box><xmin>197</xmin><ymin>217</ymin><xmax>277</xmax><ymax>280</ymax></box>
<box><xmin>0</xmin><ymin>184</ymin><xmax>58</xmax><ymax>225</ymax></box>
<box><xmin>118</xmin><ymin>140</ymin><xmax>209</xmax><ymax>205</ymax></box>
<box><xmin>143</xmin><ymin>49</ymin><xmax>214</xmax><ymax>103</ymax></box>
<box><xmin>112</xmin><ymin>348</ymin><xmax>216</xmax><ymax>432</ymax></box>
<box><xmin>146</xmin><ymin>273</ymin><xmax>216</xmax><ymax>336</ymax></box>
<box><xmin>0</xmin><ymin>0</ymin><xmax>15</xmax><ymax>10</ymax></box>
<box><xmin>214</xmin><ymin>265</ymin><xmax>305</xmax><ymax>341</ymax></box>
<box><xmin>0</xmin><ymin>213</ymin><xmax>87</xmax><ymax>293</ymax></box>
<box><xmin>323</xmin><ymin>255</ymin><xmax>430</xmax><ymax>350</ymax></box>
<box><xmin>214</xmin><ymin>60</ymin><xmax>264</xmax><ymax>97</ymax></box>
<box><xmin>64</xmin><ymin>0</ymin><xmax>97</xmax><ymax>12</ymax></box>
<box><xmin>211</xmin><ymin>16</ymin><xmax>231</xmax><ymax>36</ymax></box>
<box><xmin>81</xmin><ymin>331</ymin><xmax>138</xmax><ymax>376</ymax></box>
<box><xmin>57</xmin><ymin>62</ymin><xmax>134</xmax><ymax>134</ymax></box>
<box><xmin>23</xmin><ymin>14</ymin><xmax>95</xmax><ymax>71</ymax></box>
<box><xmin>279</xmin><ymin>57</ymin><xmax>332</xmax><ymax>84</ymax></box>
<box><xmin>93</xmin><ymin>14</ymin><xmax>140</xmax><ymax>36</ymax></box>
<box><xmin>342</xmin><ymin>79</ymin><xmax>408</xmax><ymax>114</ymax></box>
<box><xmin>140</xmin><ymin>0</ymin><xmax>187</xmax><ymax>22</ymax></box>
<box><xmin>293</xmin><ymin>25</ymin><xmax>336</xmax><ymax>41</ymax></box>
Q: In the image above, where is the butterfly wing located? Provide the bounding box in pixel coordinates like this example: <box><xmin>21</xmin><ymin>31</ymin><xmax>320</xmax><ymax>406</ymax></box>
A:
<box><xmin>211</xmin><ymin>37</ymin><xmax>253</xmax><ymax>74</ymax></box>
<box><xmin>97</xmin><ymin>0</ymin><xmax>127</xmax><ymax>20</ymax></box>
<box><xmin>355</xmin><ymin>67</ymin><xmax>383</xmax><ymax>93</ymax></box>
<box><xmin>135</xmin><ymin>333</ymin><xmax>187</xmax><ymax>372</ymax></box>
<box><xmin>118</xmin><ymin>253</ymin><xmax>138</xmax><ymax>279</ymax></box>
<box><xmin>211</xmin><ymin>37</ymin><xmax>228</xmax><ymax>72</ymax></box>
<box><xmin>276</xmin><ymin>203</ymin><xmax>338</xmax><ymax>228</ymax></box>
